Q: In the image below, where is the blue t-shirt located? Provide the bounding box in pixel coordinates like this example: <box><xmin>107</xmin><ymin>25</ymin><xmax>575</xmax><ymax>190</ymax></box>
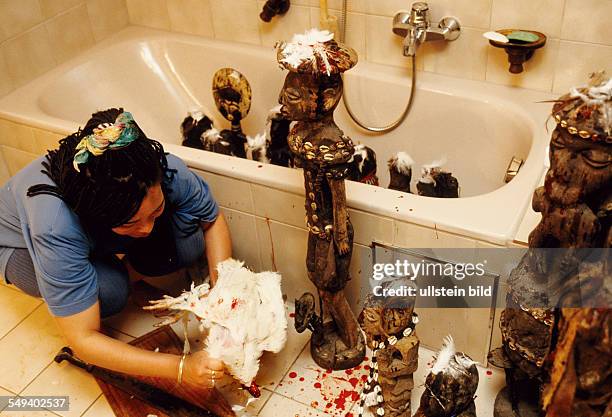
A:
<box><xmin>0</xmin><ymin>154</ymin><xmax>218</xmax><ymax>317</ymax></box>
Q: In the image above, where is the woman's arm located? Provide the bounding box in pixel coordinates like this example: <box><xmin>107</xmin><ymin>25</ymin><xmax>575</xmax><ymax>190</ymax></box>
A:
<box><xmin>54</xmin><ymin>301</ymin><xmax>224</xmax><ymax>386</ymax></box>
<box><xmin>202</xmin><ymin>212</ymin><xmax>232</xmax><ymax>287</ymax></box>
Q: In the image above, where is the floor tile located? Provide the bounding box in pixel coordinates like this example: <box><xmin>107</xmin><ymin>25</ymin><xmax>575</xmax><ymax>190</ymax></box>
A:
<box><xmin>0</xmin><ymin>285</ymin><xmax>42</xmax><ymax>339</ymax></box>
<box><xmin>102</xmin><ymin>298</ymin><xmax>162</xmax><ymax>338</ymax></box>
<box><xmin>0</xmin><ymin>305</ymin><xmax>65</xmax><ymax>393</ymax></box>
<box><xmin>275</xmin><ymin>343</ymin><xmax>370</xmax><ymax>416</ymax></box>
<box><xmin>0</xmin><ymin>386</ymin><xmax>16</xmax><ymax>412</ymax></box>
<box><xmin>20</xmin><ymin>359</ymin><xmax>101</xmax><ymax>417</ymax></box>
<box><xmin>0</xmin><ymin>409</ymin><xmax>61</xmax><ymax>416</ymax></box>
<box><xmin>80</xmin><ymin>395</ymin><xmax>114</xmax><ymax>417</ymax></box>
<box><xmin>258</xmin><ymin>393</ymin><xmax>326</xmax><ymax>417</ymax></box>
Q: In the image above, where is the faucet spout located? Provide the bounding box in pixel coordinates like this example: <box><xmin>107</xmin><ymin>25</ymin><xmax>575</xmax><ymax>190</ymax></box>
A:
<box><xmin>403</xmin><ymin>26</ymin><xmax>425</xmax><ymax>57</ymax></box>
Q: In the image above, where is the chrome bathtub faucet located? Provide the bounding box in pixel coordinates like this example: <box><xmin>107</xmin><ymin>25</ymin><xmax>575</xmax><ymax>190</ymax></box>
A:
<box><xmin>392</xmin><ymin>2</ymin><xmax>461</xmax><ymax>57</ymax></box>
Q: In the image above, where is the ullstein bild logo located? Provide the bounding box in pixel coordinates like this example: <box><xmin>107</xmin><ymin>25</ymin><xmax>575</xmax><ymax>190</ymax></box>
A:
<box><xmin>372</xmin><ymin>259</ymin><xmax>487</xmax><ymax>281</ymax></box>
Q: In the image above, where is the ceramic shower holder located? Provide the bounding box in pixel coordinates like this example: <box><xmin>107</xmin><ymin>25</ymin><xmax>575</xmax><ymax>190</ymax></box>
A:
<box><xmin>489</xmin><ymin>29</ymin><xmax>547</xmax><ymax>74</ymax></box>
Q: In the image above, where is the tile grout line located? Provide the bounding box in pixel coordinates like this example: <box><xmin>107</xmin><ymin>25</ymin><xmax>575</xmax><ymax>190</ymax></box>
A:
<box><xmin>0</xmin><ymin>301</ymin><xmax>44</xmax><ymax>343</ymax></box>
<box><xmin>78</xmin><ymin>393</ymin><xmax>103</xmax><ymax>417</ymax></box>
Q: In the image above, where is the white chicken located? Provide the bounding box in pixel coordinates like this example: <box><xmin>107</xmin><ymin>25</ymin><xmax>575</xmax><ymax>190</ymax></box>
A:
<box><xmin>144</xmin><ymin>259</ymin><xmax>288</xmax><ymax>395</ymax></box>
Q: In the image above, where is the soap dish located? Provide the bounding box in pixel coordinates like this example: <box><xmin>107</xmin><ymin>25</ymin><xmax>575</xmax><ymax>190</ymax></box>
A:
<box><xmin>487</xmin><ymin>29</ymin><xmax>546</xmax><ymax>74</ymax></box>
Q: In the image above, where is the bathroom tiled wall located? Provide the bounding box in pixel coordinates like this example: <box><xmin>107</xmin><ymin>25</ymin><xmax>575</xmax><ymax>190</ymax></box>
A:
<box><xmin>0</xmin><ymin>0</ymin><xmax>129</xmax><ymax>96</ymax></box>
<box><xmin>121</xmin><ymin>0</ymin><xmax>611</xmax><ymax>94</ymax></box>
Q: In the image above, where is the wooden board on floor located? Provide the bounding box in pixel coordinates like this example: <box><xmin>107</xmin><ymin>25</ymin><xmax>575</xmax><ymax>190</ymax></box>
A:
<box><xmin>95</xmin><ymin>325</ymin><xmax>234</xmax><ymax>417</ymax></box>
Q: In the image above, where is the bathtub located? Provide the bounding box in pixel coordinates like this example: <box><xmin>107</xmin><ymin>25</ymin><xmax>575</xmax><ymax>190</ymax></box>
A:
<box><xmin>0</xmin><ymin>26</ymin><xmax>554</xmax><ymax>245</ymax></box>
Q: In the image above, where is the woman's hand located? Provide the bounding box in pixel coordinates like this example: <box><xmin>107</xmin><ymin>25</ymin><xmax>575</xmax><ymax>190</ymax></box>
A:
<box><xmin>182</xmin><ymin>350</ymin><xmax>225</xmax><ymax>388</ymax></box>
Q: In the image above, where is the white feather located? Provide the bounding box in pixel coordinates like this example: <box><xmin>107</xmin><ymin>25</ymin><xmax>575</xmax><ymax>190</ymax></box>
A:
<box><xmin>349</xmin><ymin>144</ymin><xmax>369</xmax><ymax>173</ymax></box>
<box><xmin>431</xmin><ymin>335</ymin><xmax>455</xmax><ymax>375</ymax></box>
<box><xmin>202</xmin><ymin>127</ymin><xmax>222</xmax><ymax>145</ymax></box>
<box><xmin>246</xmin><ymin>133</ymin><xmax>269</xmax><ymax>163</ymax></box>
<box><xmin>389</xmin><ymin>152</ymin><xmax>414</xmax><ymax>175</ymax></box>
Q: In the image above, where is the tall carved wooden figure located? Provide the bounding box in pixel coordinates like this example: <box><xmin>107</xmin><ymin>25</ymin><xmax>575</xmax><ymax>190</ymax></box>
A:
<box><xmin>277</xmin><ymin>29</ymin><xmax>366</xmax><ymax>370</ymax></box>
<box><xmin>489</xmin><ymin>72</ymin><xmax>612</xmax><ymax>417</ymax></box>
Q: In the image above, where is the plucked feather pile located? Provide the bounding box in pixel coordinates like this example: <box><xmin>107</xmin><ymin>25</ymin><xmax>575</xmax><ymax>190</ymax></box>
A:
<box><xmin>145</xmin><ymin>259</ymin><xmax>288</xmax><ymax>386</ymax></box>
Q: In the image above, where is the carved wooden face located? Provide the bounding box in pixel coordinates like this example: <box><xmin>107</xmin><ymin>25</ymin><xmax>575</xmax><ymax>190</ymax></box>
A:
<box><xmin>550</xmin><ymin>128</ymin><xmax>612</xmax><ymax>196</ymax></box>
<box><xmin>278</xmin><ymin>72</ymin><xmax>343</xmax><ymax>121</ymax></box>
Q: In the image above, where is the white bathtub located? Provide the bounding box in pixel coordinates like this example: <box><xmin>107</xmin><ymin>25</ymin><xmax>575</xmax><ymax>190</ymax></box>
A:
<box><xmin>0</xmin><ymin>26</ymin><xmax>554</xmax><ymax>245</ymax></box>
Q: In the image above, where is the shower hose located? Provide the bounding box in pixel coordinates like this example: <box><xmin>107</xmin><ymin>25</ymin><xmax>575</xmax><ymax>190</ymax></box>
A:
<box><xmin>339</xmin><ymin>0</ymin><xmax>416</xmax><ymax>133</ymax></box>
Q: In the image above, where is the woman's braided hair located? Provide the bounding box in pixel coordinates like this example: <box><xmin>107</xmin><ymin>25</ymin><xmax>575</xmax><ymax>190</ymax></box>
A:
<box><xmin>27</xmin><ymin>108</ymin><xmax>174</xmax><ymax>232</ymax></box>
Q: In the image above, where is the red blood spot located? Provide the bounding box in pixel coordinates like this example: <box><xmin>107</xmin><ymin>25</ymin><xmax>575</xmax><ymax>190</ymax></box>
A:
<box><xmin>231</xmin><ymin>298</ymin><xmax>241</xmax><ymax>309</ymax></box>
<box><xmin>299</xmin><ymin>377</ymin><xmax>305</xmax><ymax>382</ymax></box>
<box><xmin>314</xmin><ymin>382</ymin><xmax>322</xmax><ymax>389</ymax></box>
<box><xmin>345</xmin><ymin>369</ymin><xmax>353</xmax><ymax>375</ymax></box>
<box><xmin>326</xmin><ymin>403</ymin><xmax>332</xmax><ymax>408</ymax></box>
<box><xmin>361</xmin><ymin>375</ymin><xmax>368</xmax><ymax>382</ymax></box>
<box><xmin>354</xmin><ymin>366</ymin><xmax>362</xmax><ymax>371</ymax></box>
<box><xmin>364</xmin><ymin>365</ymin><xmax>370</xmax><ymax>370</ymax></box>
<box><xmin>289</xmin><ymin>313</ymin><xmax>295</xmax><ymax>318</ymax></box>
<box><xmin>311</xmin><ymin>401</ymin><xmax>319</xmax><ymax>408</ymax></box>
<box><xmin>326</xmin><ymin>369</ymin><xmax>333</xmax><ymax>374</ymax></box>
<box><xmin>364</xmin><ymin>357</ymin><xmax>369</xmax><ymax>361</ymax></box>
<box><xmin>347</xmin><ymin>414</ymin><xmax>354</xmax><ymax>417</ymax></box>
<box><xmin>289</xmin><ymin>372</ymin><xmax>297</xmax><ymax>378</ymax></box>
<box><xmin>486</xmin><ymin>370</ymin><xmax>493</xmax><ymax>376</ymax></box>
<box><xmin>190</xmin><ymin>302</ymin><xmax>196</xmax><ymax>308</ymax></box>
<box><xmin>348</xmin><ymin>377</ymin><xmax>359</xmax><ymax>388</ymax></box>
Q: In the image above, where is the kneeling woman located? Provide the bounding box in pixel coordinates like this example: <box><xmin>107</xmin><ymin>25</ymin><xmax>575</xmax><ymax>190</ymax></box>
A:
<box><xmin>0</xmin><ymin>108</ymin><xmax>230</xmax><ymax>386</ymax></box>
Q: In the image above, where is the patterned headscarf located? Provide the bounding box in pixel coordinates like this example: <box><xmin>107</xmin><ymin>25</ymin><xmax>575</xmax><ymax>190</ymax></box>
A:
<box><xmin>73</xmin><ymin>111</ymin><xmax>139</xmax><ymax>172</ymax></box>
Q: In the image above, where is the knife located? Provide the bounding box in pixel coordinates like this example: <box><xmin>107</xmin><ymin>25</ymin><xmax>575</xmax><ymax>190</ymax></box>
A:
<box><xmin>54</xmin><ymin>346</ymin><xmax>217</xmax><ymax>417</ymax></box>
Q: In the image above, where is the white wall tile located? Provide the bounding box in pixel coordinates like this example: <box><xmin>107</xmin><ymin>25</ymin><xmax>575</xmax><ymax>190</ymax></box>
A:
<box><xmin>126</xmin><ymin>0</ymin><xmax>171</xmax><ymax>30</ymax></box>
<box><xmin>0</xmin><ymin>119</ymin><xmax>38</xmax><ymax>154</ymax></box>
<box><xmin>0</xmin><ymin>0</ymin><xmax>43</xmax><ymax>42</ymax></box>
<box><xmin>310</xmin><ymin>8</ymin><xmax>366</xmax><ymax>59</ymax></box>
<box><xmin>251</xmin><ymin>184</ymin><xmax>305</xmax><ymax>229</ymax></box>
<box><xmin>1</xmin><ymin>146</ymin><xmax>39</xmax><ymax>176</ymax></box>
<box><xmin>421</xmin><ymin>27</ymin><xmax>487</xmax><ymax>81</ymax></box>
<box><xmin>259</xmin><ymin>2</ymin><xmax>312</xmax><ymax>47</ymax></box>
<box><xmin>486</xmin><ymin>38</ymin><xmax>560</xmax><ymax>92</ymax></box>
<box><xmin>561</xmin><ymin>0</ymin><xmax>612</xmax><ymax>45</ymax></box>
<box><xmin>1</xmin><ymin>25</ymin><xmax>56</xmax><ymax>88</ymax></box>
<box><xmin>553</xmin><ymin>41</ymin><xmax>612</xmax><ymax>94</ymax></box>
<box><xmin>491</xmin><ymin>0</ymin><xmax>565</xmax><ymax>39</ymax></box>
<box><xmin>348</xmin><ymin>209</ymin><xmax>393</xmax><ymax>246</ymax></box>
<box><xmin>39</xmin><ymin>0</ymin><xmax>82</xmax><ymax>19</ymax></box>
<box><xmin>46</xmin><ymin>4</ymin><xmax>96</xmax><ymax>64</ymax></box>
<box><xmin>87</xmin><ymin>0</ymin><xmax>130</xmax><ymax>42</ymax></box>
<box><xmin>194</xmin><ymin>170</ymin><xmax>255</xmax><ymax>212</ymax></box>
<box><xmin>210</xmin><ymin>0</ymin><xmax>261</xmax><ymax>45</ymax></box>
<box><xmin>221</xmin><ymin>207</ymin><xmax>262</xmax><ymax>271</ymax></box>
<box><xmin>365</xmin><ymin>14</ymin><xmax>424</xmax><ymax>70</ymax></box>
<box><xmin>167</xmin><ymin>0</ymin><xmax>215</xmax><ymax>38</ymax></box>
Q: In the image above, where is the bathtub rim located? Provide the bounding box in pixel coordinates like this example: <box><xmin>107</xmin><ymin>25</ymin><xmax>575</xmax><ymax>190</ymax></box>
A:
<box><xmin>0</xmin><ymin>26</ymin><xmax>556</xmax><ymax>246</ymax></box>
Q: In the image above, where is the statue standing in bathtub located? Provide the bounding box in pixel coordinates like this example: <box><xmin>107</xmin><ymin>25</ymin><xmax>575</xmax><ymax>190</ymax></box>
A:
<box><xmin>211</xmin><ymin>68</ymin><xmax>252</xmax><ymax>158</ymax></box>
<box><xmin>276</xmin><ymin>29</ymin><xmax>366</xmax><ymax>370</ymax></box>
<box><xmin>489</xmin><ymin>72</ymin><xmax>612</xmax><ymax>417</ymax></box>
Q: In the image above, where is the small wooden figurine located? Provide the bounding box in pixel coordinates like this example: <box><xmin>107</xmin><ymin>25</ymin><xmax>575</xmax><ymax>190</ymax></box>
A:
<box><xmin>357</xmin><ymin>281</ymin><xmax>419</xmax><ymax>417</ymax></box>
<box><xmin>277</xmin><ymin>29</ymin><xmax>366</xmax><ymax>370</ymax></box>
<box><xmin>388</xmin><ymin>152</ymin><xmax>414</xmax><ymax>193</ymax></box>
<box><xmin>212</xmin><ymin>68</ymin><xmax>252</xmax><ymax>158</ymax></box>
<box><xmin>414</xmin><ymin>336</ymin><xmax>479</xmax><ymax>417</ymax></box>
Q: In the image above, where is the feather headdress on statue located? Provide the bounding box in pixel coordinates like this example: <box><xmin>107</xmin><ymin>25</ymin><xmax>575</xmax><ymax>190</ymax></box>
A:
<box><xmin>275</xmin><ymin>29</ymin><xmax>357</xmax><ymax>76</ymax></box>
<box><xmin>552</xmin><ymin>71</ymin><xmax>612</xmax><ymax>143</ymax></box>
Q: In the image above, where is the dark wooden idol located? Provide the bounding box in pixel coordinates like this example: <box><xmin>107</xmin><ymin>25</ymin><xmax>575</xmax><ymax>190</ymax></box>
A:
<box><xmin>277</xmin><ymin>30</ymin><xmax>366</xmax><ymax>370</ymax></box>
<box><xmin>488</xmin><ymin>72</ymin><xmax>612</xmax><ymax>417</ymax></box>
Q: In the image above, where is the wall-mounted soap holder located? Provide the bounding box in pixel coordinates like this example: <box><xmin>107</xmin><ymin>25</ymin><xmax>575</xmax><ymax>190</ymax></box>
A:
<box><xmin>487</xmin><ymin>29</ymin><xmax>546</xmax><ymax>74</ymax></box>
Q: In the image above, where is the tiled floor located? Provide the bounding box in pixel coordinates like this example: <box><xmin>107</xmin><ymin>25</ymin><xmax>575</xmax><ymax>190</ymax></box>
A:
<box><xmin>0</xmin><ymin>278</ymin><xmax>505</xmax><ymax>416</ymax></box>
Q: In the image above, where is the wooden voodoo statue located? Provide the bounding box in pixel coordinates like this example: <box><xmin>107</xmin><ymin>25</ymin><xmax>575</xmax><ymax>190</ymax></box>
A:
<box><xmin>357</xmin><ymin>279</ymin><xmax>419</xmax><ymax>417</ymax></box>
<box><xmin>489</xmin><ymin>72</ymin><xmax>612</xmax><ymax>417</ymax></box>
<box><xmin>211</xmin><ymin>68</ymin><xmax>252</xmax><ymax>158</ymax></box>
<box><xmin>276</xmin><ymin>29</ymin><xmax>366</xmax><ymax>370</ymax></box>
